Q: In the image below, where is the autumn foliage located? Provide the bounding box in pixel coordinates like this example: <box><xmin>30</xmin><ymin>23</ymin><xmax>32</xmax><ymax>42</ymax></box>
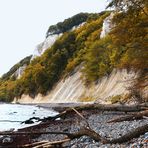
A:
<box><xmin>0</xmin><ymin>0</ymin><xmax>147</xmax><ymax>101</ymax></box>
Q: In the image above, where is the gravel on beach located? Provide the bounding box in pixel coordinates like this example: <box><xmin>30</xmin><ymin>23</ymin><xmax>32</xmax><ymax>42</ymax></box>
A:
<box><xmin>33</xmin><ymin>110</ymin><xmax>148</xmax><ymax>148</ymax></box>
<box><xmin>0</xmin><ymin>103</ymin><xmax>147</xmax><ymax>148</ymax></box>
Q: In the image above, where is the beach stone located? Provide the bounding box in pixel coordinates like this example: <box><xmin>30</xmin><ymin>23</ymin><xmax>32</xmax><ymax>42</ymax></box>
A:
<box><xmin>71</xmin><ymin>145</ymin><xmax>78</xmax><ymax>148</ymax></box>
<box><xmin>144</xmin><ymin>132</ymin><xmax>148</xmax><ymax>139</ymax></box>
<box><xmin>85</xmin><ymin>143</ymin><xmax>100</xmax><ymax>148</ymax></box>
<box><xmin>99</xmin><ymin>144</ymin><xmax>111</xmax><ymax>148</ymax></box>
<box><xmin>32</xmin><ymin>110</ymin><xmax>148</xmax><ymax>147</ymax></box>
<box><xmin>2</xmin><ymin>136</ymin><xmax>13</xmax><ymax>144</ymax></box>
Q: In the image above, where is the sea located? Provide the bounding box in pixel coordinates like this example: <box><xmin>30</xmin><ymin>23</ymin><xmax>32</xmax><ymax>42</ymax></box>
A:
<box><xmin>0</xmin><ymin>103</ymin><xmax>58</xmax><ymax>131</ymax></box>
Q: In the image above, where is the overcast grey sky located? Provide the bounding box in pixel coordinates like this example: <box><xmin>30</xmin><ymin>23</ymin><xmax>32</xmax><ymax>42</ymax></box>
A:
<box><xmin>0</xmin><ymin>0</ymin><xmax>108</xmax><ymax>76</ymax></box>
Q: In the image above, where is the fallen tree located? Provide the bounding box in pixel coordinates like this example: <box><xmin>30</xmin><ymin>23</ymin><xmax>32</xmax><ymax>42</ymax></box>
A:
<box><xmin>107</xmin><ymin>110</ymin><xmax>148</xmax><ymax>123</ymax></box>
<box><xmin>1</xmin><ymin>107</ymin><xmax>148</xmax><ymax>147</ymax></box>
<box><xmin>21</xmin><ymin>103</ymin><xmax>148</xmax><ymax>124</ymax></box>
<box><xmin>0</xmin><ymin>124</ymin><xmax>147</xmax><ymax>147</ymax></box>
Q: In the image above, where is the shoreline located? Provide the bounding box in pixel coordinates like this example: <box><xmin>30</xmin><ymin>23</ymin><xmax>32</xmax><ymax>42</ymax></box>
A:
<box><xmin>0</xmin><ymin>103</ymin><xmax>147</xmax><ymax>147</ymax></box>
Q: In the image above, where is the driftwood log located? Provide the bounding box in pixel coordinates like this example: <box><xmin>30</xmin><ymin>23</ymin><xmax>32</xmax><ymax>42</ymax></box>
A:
<box><xmin>21</xmin><ymin>103</ymin><xmax>148</xmax><ymax>124</ymax></box>
<box><xmin>0</xmin><ymin>124</ymin><xmax>147</xmax><ymax>146</ymax></box>
<box><xmin>1</xmin><ymin>104</ymin><xmax>148</xmax><ymax>147</ymax></box>
<box><xmin>107</xmin><ymin>109</ymin><xmax>148</xmax><ymax>123</ymax></box>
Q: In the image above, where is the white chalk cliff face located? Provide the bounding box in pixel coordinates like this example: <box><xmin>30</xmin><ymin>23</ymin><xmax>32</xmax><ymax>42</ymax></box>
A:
<box><xmin>13</xmin><ymin>64</ymin><xmax>27</xmax><ymax>79</ymax></box>
<box><xmin>13</xmin><ymin>14</ymin><xmax>137</xmax><ymax>103</ymax></box>
<box><xmin>71</xmin><ymin>22</ymin><xmax>86</xmax><ymax>31</ymax></box>
<box><xmin>14</xmin><ymin>69</ymin><xmax>138</xmax><ymax>103</ymax></box>
<box><xmin>14</xmin><ymin>23</ymin><xmax>85</xmax><ymax>79</ymax></box>
<box><xmin>31</xmin><ymin>22</ymin><xmax>86</xmax><ymax>60</ymax></box>
<box><xmin>32</xmin><ymin>22</ymin><xmax>86</xmax><ymax>60</ymax></box>
<box><xmin>100</xmin><ymin>13</ymin><xmax>114</xmax><ymax>38</ymax></box>
<box><xmin>31</xmin><ymin>34</ymin><xmax>60</xmax><ymax>60</ymax></box>
<box><xmin>14</xmin><ymin>34</ymin><xmax>60</xmax><ymax>79</ymax></box>
<box><xmin>45</xmin><ymin>69</ymin><xmax>137</xmax><ymax>103</ymax></box>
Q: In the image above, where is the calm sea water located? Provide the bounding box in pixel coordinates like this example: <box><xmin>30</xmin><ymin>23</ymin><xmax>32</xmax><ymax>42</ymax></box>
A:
<box><xmin>0</xmin><ymin>104</ymin><xmax>58</xmax><ymax>131</ymax></box>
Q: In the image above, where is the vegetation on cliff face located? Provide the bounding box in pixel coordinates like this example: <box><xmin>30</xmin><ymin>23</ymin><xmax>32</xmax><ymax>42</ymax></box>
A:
<box><xmin>0</xmin><ymin>0</ymin><xmax>147</xmax><ymax>102</ymax></box>
<box><xmin>108</xmin><ymin>0</ymin><xmax>148</xmax><ymax>69</ymax></box>
<box><xmin>46</xmin><ymin>12</ymin><xmax>101</xmax><ymax>37</ymax></box>
<box><xmin>1</xmin><ymin>56</ymin><xmax>32</xmax><ymax>81</ymax></box>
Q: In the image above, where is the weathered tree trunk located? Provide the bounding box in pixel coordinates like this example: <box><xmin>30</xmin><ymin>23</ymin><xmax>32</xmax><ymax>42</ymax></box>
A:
<box><xmin>3</xmin><ymin>104</ymin><xmax>147</xmax><ymax>147</ymax></box>
<box><xmin>110</xmin><ymin>124</ymin><xmax>148</xmax><ymax>144</ymax></box>
<box><xmin>107</xmin><ymin>110</ymin><xmax>148</xmax><ymax>123</ymax></box>
<box><xmin>21</xmin><ymin>103</ymin><xmax>148</xmax><ymax>124</ymax></box>
<box><xmin>73</xmin><ymin>103</ymin><xmax>148</xmax><ymax>112</ymax></box>
<box><xmin>1</xmin><ymin>124</ymin><xmax>147</xmax><ymax>145</ymax></box>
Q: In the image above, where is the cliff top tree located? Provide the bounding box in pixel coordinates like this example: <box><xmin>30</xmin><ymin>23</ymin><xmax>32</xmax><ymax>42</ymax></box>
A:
<box><xmin>107</xmin><ymin>0</ymin><xmax>148</xmax><ymax>16</ymax></box>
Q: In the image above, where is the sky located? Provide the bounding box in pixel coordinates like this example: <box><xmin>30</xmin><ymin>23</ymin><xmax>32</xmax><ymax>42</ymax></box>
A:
<box><xmin>0</xmin><ymin>0</ymin><xmax>108</xmax><ymax>76</ymax></box>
